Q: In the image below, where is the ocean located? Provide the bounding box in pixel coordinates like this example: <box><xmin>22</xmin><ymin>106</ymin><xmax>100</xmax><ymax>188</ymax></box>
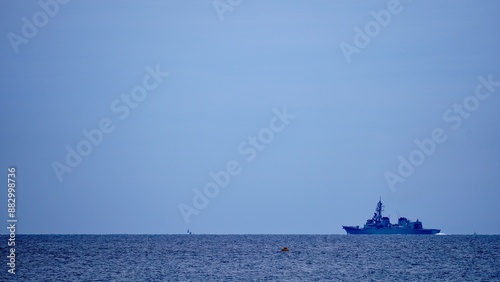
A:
<box><xmin>1</xmin><ymin>235</ymin><xmax>499</xmax><ymax>281</ymax></box>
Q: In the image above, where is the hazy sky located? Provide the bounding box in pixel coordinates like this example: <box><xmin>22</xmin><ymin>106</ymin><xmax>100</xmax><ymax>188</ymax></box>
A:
<box><xmin>1</xmin><ymin>1</ymin><xmax>499</xmax><ymax>235</ymax></box>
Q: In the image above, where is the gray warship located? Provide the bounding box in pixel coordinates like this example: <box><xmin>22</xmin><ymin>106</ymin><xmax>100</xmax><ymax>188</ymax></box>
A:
<box><xmin>342</xmin><ymin>198</ymin><xmax>440</xmax><ymax>235</ymax></box>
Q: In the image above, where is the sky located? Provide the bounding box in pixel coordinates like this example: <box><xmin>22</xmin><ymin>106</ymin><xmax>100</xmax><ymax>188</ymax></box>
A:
<box><xmin>1</xmin><ymin>0</ymin><xmax>499</xmax><ymax>235</ymax></box>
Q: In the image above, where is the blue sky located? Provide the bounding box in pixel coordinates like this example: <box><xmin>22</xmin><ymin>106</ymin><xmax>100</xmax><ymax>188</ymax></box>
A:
<box><xmin>1</xmin><ymin>0</ymin><xmax>499</xmax><ymax>234</ymax></box>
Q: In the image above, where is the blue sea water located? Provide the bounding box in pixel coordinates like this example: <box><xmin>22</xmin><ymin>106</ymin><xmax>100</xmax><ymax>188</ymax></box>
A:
<box><xmin>1</xmin><ymin>235</ymin><xmax>499</xmax><ymax>281</ymax></box>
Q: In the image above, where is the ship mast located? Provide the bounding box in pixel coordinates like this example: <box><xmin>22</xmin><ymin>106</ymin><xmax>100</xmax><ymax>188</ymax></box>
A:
<box><xmin>374</xmin><ymin>197</ymin><xmax>383</xmax><ymax>223</ymax></box>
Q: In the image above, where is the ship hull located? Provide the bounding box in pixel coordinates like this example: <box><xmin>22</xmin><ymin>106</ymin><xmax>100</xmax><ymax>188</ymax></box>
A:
<box><xmin>343</xmin><ymin>226</ymin><xmax>440</xmax><ymax>235</ymax></box>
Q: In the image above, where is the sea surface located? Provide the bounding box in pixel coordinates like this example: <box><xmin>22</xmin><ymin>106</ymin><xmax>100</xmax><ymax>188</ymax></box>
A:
<box><xmin>1</xmin><ymin>234</ymin><xmax>499</xmax><ymax>281</ymax></box>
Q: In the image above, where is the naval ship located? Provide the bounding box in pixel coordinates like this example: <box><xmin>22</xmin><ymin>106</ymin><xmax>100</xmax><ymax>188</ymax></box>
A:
<box><xmin>342</xmin><ymin>198</ymin><xmax>440</xmax><ymax>235</ymax></box>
